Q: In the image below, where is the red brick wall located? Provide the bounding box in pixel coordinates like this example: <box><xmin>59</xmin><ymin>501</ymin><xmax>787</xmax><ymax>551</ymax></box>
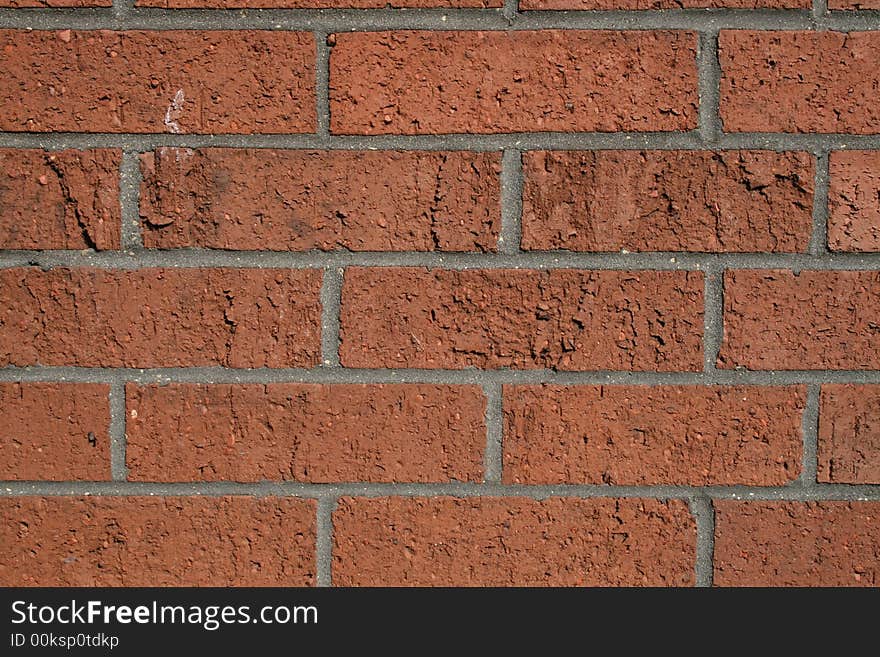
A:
<box><xmin>0</xmin><ymin>2</ymin><xmax>878</xmax><ymax>587</ymax></box>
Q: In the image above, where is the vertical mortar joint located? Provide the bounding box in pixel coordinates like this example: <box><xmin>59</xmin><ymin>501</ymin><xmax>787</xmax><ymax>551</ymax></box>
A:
<box><xmin>809</xmin><ymin>151</ymin><xmax>830</xmax><ymax>256</ymax></box>
<box><xmin>320</xmin><ymin>267</ymin><xmax>343</xmax><ymax>368</ymax></box>
<box><xmin>482</xmin><ymin>381</ymin><xmax>504</xmax><ymax>483</ymax></box>
<box><xmin>499</xmin><ymin>148</ymin><xmax>524</xmax><ymax>255</ymax></box>
<box><xmin>316</xmin><ymin>496</ymin><xmax>337</xmax><ymax>588</ymax></box>
<box><xmin>697</xmin><ymin>31</ymin><xmax>722</xmax><ymax>146</ymax></box>
<box><xmin>689</xmin><ymin>496</ymin><xmax>715</xmax><ymax>588</ymax></box>
<box><xmin>108</xmin><ymin>379</ymin><xmax>129</xmax><ymax>482</ymax></box>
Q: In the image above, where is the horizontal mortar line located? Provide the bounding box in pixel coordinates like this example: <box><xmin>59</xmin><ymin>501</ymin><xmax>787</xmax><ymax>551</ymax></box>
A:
<box><xmin>4</xmin><ymin>132</ymin><xmax>880</xmax><ymax>151</ymax></box>
<box><xmin>2</xmin><ymin>366</ymin><xmax>880</xmax><ymax>385</ymax></box>
<box><xmin>0</xmin><ymin>8</ymin><xmax>879</xmax><ymax>31</ymax></box>
<box><xmin>2</xmin><ymin>250</ymin><xmax>880</xmax><ymax>270</ymax></box>
<box><xmin>2</xmin><ymin>481</ymin><xmax>880</xmax><ymax>501</ymax></box>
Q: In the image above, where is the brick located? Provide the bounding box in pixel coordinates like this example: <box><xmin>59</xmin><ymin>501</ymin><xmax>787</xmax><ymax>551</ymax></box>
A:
<box><xmin>819</xmin><ymin>385</ymin><xmax>880</xmax><ymax>484</ymax></box>
<box><xmin>522</xmin><ymin>151</ymin><xmax>814</xmax><ymax>253</ymax></box>
<box><xmin>828</xmin><ymin>151</ymin><xmax>880</xmax><ymax>252</ymax></box>
<box><xmin>719</xmin><ymin>31</ymin><xmax>880</xmax><ymax>134</ymax></box>
<box><xmin>828</xmin><ymin>0</ymin><xmax>880</xmax><ymax>7</ymax></box>
<box><xmin>340</xmin><ymin>268</ymin><xmax>704</xmax><ymax>371</ymax></box>
<box><xmin>330</xmin><ymin>31</ymin><xmax>698</xmax><ymax>135</ymax></box>
<box><xmin>503</xmin><ymin>385</ymin><xmax>804</xmax><ymax>485</ymax></box>
<box><xmin>139</xmin><ymin>0</ymin><xmax>499</xmax><ymax>5</ymax></box>
<box><xmin>126</xmin><ymin>383</ymin><xmax>486</xmax><ymax>483</ymax></box>
<box><xmin>0</xmin><ymin>383</ymin><xmax>110</xmax><ymax>481</ymax></box>
<box><xmin>0</xmin><ymin>30</ymin><xmax>315</xmax><ymax>134</ymax></box>
<box><xmin>0</xmin><ymin>268</ymin><xmax>321</xmax><ymax>368</ymax></box>
<box><xmin>0</xmin><ymin>0</ymin><xmax>109</xmax><ymax>5</ymax></box>
<box><xmin>139</xmin><ymin>149</ymin><xmax>500</xmax><ymax>252</ymax></box>
<box><xmin>0</xmin><ymin>149</ymin><xmax>121</xmax><ymax>250</ymax></box>
<box><xmin>0</xmin><ymin>497</ymin><xmax>315</xmax><ymax>586</ymax></box>
<box><xmin>714</xmin><ymin>501</ymin><xmax>880</xmax><ymax>586</ymax></box>
<box><xmin>718</xmin><ymin>270</ymin><xmax>880</xmax><ymax>370</ymax></box>
<box><xmin>522</xmin><ymin>0</ymin><xmax>805</xmax><ymax>5</ymax></box>
<box><xmin>333</xmin><ymin>497</ymin><xmax>695</xmax><ymax>586</ymax></box>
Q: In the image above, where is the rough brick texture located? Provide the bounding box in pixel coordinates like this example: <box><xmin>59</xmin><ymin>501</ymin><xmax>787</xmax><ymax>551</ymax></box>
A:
<box><xmin>523</xmin><ymin>0</ymin><xmax>804</xmax><ymax>6</ymax></box>
<box><xmin>3</xmin><ymin>0</ymin><xmax>880</xmax><ymax>591</ymax></box>
<box><xmin>503</xmin><ymin>385</ymin><xmax>805</xmax><ymax>485</ymax></box>
<box><xmin>333</xmin><ymin>497</ymin><xmax>695</xmax><ymax>586</ymax></box>
<box><xmin>522</xmin><ymin>151</ymin><xmax>814</xmax><ymax>253</ymax></box>
<box><xmin>719</xmin><ymin>31</ymin><xmax>880</xmax><ymax>134</ymax></box>
<box><xmin>340</xmin><ymin>268</ymin><xmax>704</xmax><ymax>371</ymax></box>
<box><xmin>0</xmin><ymin>0</ymin><xmax>109</xmax><ymax>5</ymax></box>
<box><xmin>714</xmin><ymin>502</ymin><xmax>880</xmax><ymax>586</ymax></box>
<box><xmin>828</xmin><ymin>151</ymin><xmax>880</xmax><ymax>252</ymax></box>
<box><xmin>0</xmin><ymin>383</ymin><xmax>110</xmax><ymax>481</ymax></box>
<box><xmin>126</xmin><ymin>383</ymin><xmax>486</xmax><ymax>483</ymax></box>
<box><xmin>139</xmin><ymin>149</ymin><xmax>500</xmax><ymax>252</ymax></box>
<box><xmin>0</xmin><ymin>268</ymin><xmax>322</xmax><ymax>368</ymax></box>
<box><xmin>819</xmin><ymin>385</ymin><xmax>880</xmax><ymax>484</ymax></box>
<box><xmin>330</xmin><ymin>31</ymin><xmax>698</xmax><ymax>134</ymax></box>
<box><xmin>0</xmin><ymin>30</ymin><xmax>315</xmax><ymax>134</ymax></box>
<box><xmin>0</xmin><ymin>149</ymin><xmax>121</xmax><ymax>250</ymax></box>
<box><xmin>139</xmin><ymin>0</ymin><xmax>499</xmax><ymax>5</ymax></box>
<box><xmin>719</xmin><ymin>270</ymin><xmax>880</xmax><ymax>370</ymax></box>
<box><xmin>828</xmin><ymin>0</ymin><xmax>880</xmax><ymax>7</ymax></box>
<box><xmin>0</xmin><ymin>497</ymin><xmax>316</xmax><ymax>586</ymax></box>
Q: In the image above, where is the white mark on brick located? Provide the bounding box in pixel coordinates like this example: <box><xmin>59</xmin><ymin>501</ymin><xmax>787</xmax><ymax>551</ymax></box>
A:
<box><xmin>164</xmin><ymin>89</ymin><xmax>186</xmax><ymax>134</ymax></box>
<box><xmin>158</xmin><ymin>146</ymin><xmax>194</xmax><ymax>163</ymax></box>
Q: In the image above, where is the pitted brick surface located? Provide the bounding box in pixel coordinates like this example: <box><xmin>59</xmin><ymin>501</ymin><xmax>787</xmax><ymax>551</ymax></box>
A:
<box><xmin>139</xmin><ymin>0</ymin><xmax>500</xmax><ymax>5</ymax></box>
<box><xmin>719</xmin><ymin>31</ymin><xmax>880</xmax><ymax>134</ymax></box>
<box><xmin>503</xmin><ymin>385</ymin><xmax>805</xmax><ymax>485</ymax></box>
<box><xmin>0</xmin><ymin>149</ymin><xmax>121</xmax><ymax>250</ymax></box>
<box><xmin>819</xmin><ymin>385</ymin><xmax>880</xmax><ymax>484</ymax></box>
<box><xmin>522</xmin><ymin>150</ymin><xmax>814</xmax><ymax>253</ymax></box>
<box><xmin>719</xmin><ymin>270</ymin><xmax>880</xmax><ymax>370</ymax></box>
<box><xmin>340</xmin><ymin>268</ymin><xmax>704</xmax><ymax>371</ymax></box>
<box><xmin>0</xmin><ymin>496</ymin><xmax>316</xmax><ymax>586</ymax></box>
<box><xmin>126</xmin><ymin>383</ymin><xmax>486</xmax><ymax>483</ymax></box>
<box><xmin>139</xmin><ymin>149</ymin><xmax>500</xmax><ymax>252</ymax></box>
<box><xmin>714</xmin><ymin>501</ymin><xmax>880</xmax><ymax>586</ymax></box>
<box><xmin>0</xmin><ymin>383</ymin><xmax>110</xmax><ymax>481</ymax></box>
<box><xmin>828</xmin><ymin>151</ymin><xmax>880</xmax><ymax>252</ymax></box>
<box><xmin>523</xmin><ymin>0</ymin><xmax>805</xmax><ymax>5</ymax></box>
<box><xmin>330</xmin><ymin>31</ymin><xmax>698</xmax><ymax>134</ymax></box>
<box><xmin>333</xmin><ymin>497</ymin><xmax>696</xmax><ymax>586</ymax></box>
<box><xmin>0</xmin><ymin>30</ymin><xmax>315</xmax><ymax>134</ymax></box>
<box><xmin>0</xmin><ymin>268</ymin><xmax>322</xmax><ymax>368</ymax></box>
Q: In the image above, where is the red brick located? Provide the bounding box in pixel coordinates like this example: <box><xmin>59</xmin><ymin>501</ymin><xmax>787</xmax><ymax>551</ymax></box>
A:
<box><xmin>828</xmin><ymin>0</ymin><xmax>880</xmax><ymax>7</ymax></box>
<box><xmin>0</xmin><ymin>268</ymin><xmax>321</xmax><ymax>368</ymax></box>
<box><xmin>0</xmin><ymin>496</ymin><xmax>315</xmax><ymax>586</ymax></box>
<box><xmin>828</xmin><ymin>151</ymin><xmax>880</xmax><ymax>252</ymax></box>
<box><xmin>719</xmin><ymin>31</ymin><xmax>880</xmax><ymax>134</ymax></box>
<box><xmin>126</xmin><ymin>383</ymin><xmax>486</xmax><ymax>483</ymax></box>
<box><xmin>523</xmin><ymin>0</ymin><xmax>804</xmax><ymax>5</ymax></box>
<box><xmin>718</xmin><ymin>270</ymin><xmax>880</xmax><ymax>370</ymax></box>
<box><xmin>819</xmin><ymin>385</ymin><xmax>880</xmax><ymax>484</ymax></box>
<box><xmin>522</xmin><ymin>151</ymin><xmax>814</xmax><ymax>253</ymax></box>
<box><xmin>333</xmin><ymin>497</ymin><xmax>695</xmax><ymax>586</ymax></box>
<box><xmin>340</xmin><ymin>268</ymin><xmax>704</xmax><ymax>371</ymax></box>
<box><xmin>139</xmin><ymin>0</ymin><xmax>498</xmax><ymax>5</ymax></box>
<box><xmin>0</xmin><ymin>149</ymin><xmax>120</xmax><ymax>250</ymax></box>
<box><xmin>0</xmin><ymin>30</ymin><xmax>315</xmax><ymax>134</ymax></box>
<box><xmin>0</xmin><ymin>0</ymin><xmax>108</xmax><ymax>5</ymax></box>
<box><xmin>503</xmin><ymin>385</ymin><xmax>805</xmax><ymax>485</ymax></box>
<box><xmin>0</xmin><ymin>383</ymin><xmax>110</xmax><ymax>481</ymax></box>
<box><xmin>139</xmin><ymin>149</ymin><xmax>500</xmax><ymax>252</ymax></box>
<box><xmin>714</xmin><ymin>501</ymin><xmax>880</xmax><ymax>586</ymax></box>
<box><xmin>330</xmin><ymin>31</ymin><xmax>698</xmax><ymax>135</ymax></box>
